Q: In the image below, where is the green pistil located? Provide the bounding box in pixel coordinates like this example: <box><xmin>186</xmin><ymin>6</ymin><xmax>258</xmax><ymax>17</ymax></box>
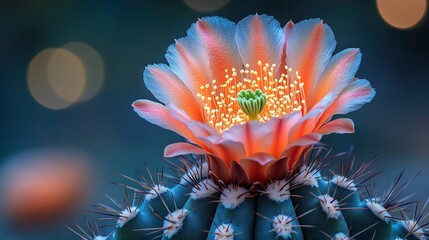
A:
<box><xmin>237</xmin><ymin>89</ymin><xmax>267</xmax><ymax>120</ymax></box>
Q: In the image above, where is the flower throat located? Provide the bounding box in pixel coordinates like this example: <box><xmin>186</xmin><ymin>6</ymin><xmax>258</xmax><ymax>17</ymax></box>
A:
<box><xmin>197</xmin><ymin>61</ymin><xmax>307</xmax><ymax>134</ymax></box>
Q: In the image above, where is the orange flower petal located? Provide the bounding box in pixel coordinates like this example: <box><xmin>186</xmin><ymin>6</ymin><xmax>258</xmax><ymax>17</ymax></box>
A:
<box><xmin>317</xmin><ymin>79</ymin><xmax>376</xmax><ymax>127</ymax></box>
<box><xmin>166</xmin><ymin>37</ymin><xmax>212</xmax><ymax>94</ymax></box>
<box><xmin>235</xmin><ymin>14</ymin><xmax>285</xmax><ymax>70</ymax></box>
<box><xmin>222</xmin><ymin>121</ymin><xmax>274</xmax><ymax>157</ymax></box>
<box><xmin>144</xmin><ymin>64</ymin><xmax>203</xmax><ymax>121</ymax></box>
<box><xmin>316</xmin><ymin>118</ymin><xmax>355</xmax><ymax>135</ymax></box>
<box><xmin>311</xmin><ymin>48</ymin><xmax>362</xmax><ymax>107</ymax></box>
<box><xmin>239</xmin><ymin>154</ymin><xmax>276</xmax><ymax>183</ymax></box>
<box><xmin>279</xmin><ymin>20</ymin><xmax>294</xmax><ymax>72</ymax></box>
<box><xmin>188</xmin><ymin>17</ymin><xmax>242</xmax><ymax>85</ymax></box>
<box><xmin>199</xmin><ymin>135</ymin><xmax>245</xmax><ymax>166</ymax></box>
<box><xmin>164</xmin><ymin>142</ymin><xmax>210</xmax><ymax>157</ymax></box>
<box><xmin>132</xmin><ymin>100</ymin><xmax>198</xmax><ymax>143</ymax></box>
<box><xmin>288</xmin><ymin>94</ymin><xmax>334</xmax><ymax>142</ymax></box>
<box><xmin>286</xmin><ymin>19</ymin><xmax>336</xmax><ymax>104</ymax></box>
<box><xmin>267</xmin><ymin>113</ymin><xmax>301</xmax><ymax>158</ymax></box>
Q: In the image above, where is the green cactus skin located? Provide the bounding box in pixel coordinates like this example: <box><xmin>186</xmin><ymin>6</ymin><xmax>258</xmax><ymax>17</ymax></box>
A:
<box><xmin>79</xmin><ymin>154</ymin><xmax>428</xmax><ymax>240</ymax></box>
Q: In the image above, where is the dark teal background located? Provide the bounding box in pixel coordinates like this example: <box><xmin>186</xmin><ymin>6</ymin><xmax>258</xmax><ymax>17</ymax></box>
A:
<box><xmin>1</xmin><ymin>0</ymin><xmax>428</xmax><ymax>239</ymax></box>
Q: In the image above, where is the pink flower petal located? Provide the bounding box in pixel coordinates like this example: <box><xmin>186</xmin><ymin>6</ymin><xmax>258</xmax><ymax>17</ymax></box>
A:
<box><xmin>243</xmin><ymin>152</ymin><xmax>276</xmax><ymax>166</ymax></box>
<box><xmin>222</xmin><ymin>121</ymin><xmax>274</xmax><ymax>157</ymax></box>
<box><xmin>317</xmin><ymin>118</ymin><xmax>355</xmax><ymax>135</ymax></box>
<box><xmin>165</xmin><ymin>104</ymin><xmax>220</xmax><ymax>139</ymax></box>
<box><xmin>284</xmin><ymin>20</ymin><xmax>294</xmax><ymax>40</ymax></box>
<box><xmin>318</xmin><ymin>79</ymin><xmax>376</xmax><ymax>126</ymax></box>
<box><xmin>332</xmin><ymin>79</ymin><xmax>376</xmax><ymax>115</ymax></box>
<box><xmin>239</xmin><ymin>153</ymin><xmax>276</xmax><ymax>183</ymax></box>
<box><xmin>311</xmin><ymin>48</ymin><xmax>362</xmax><ymax>107</ymax></box>
<box><xmin>239</xmin><ymin>160</ymin><xmax>267</xmax><ymax>183</ymax></box>
<box><xmin>184</xmin><ymin>120</ymin><xmax>220</xmax><ymax>138</ymax></box>
<box><xmin>144</xmin><ymin>64</ymin><xmax>203</xmax><ymax>121</ymax></box>
<box><xmin>279</xmin><ymin>20</ymin><xmax>294</xmax><ymax>70</ymax></box>
<box><xmin>235</xmin><ymin>14</ymin><xmax>285</xmax><ymax>70</ymax></box>
<box><xmin>188</xmin><ymin>17</ymin><xmax>242</xmax><ymax>85</ymax></box>
<box><xmin>287</xmin><ymin>133</ymin><xmax>321</xmax><ymax>148</ymax></box>
<box><xmin>164</xmin><ymin>142</ymin><xmax>210</xmax><ymax>157</ymax></box>
<box><xmin>266</xmin><ymin>113</ymin><xmax>301</xmax><ymax>158</ymax></box>
<box><xmin>288</xmin><ymin>94</ymin><xmax>334</xmax><ymax>142</ymax></box>
<box><xmin>199</xmin><ymin>135</ymin><xmax>245</xmax><ymax>166</ymax></box>
<box><xmin>286</xmin><ymin>19</ymin><xmax>336</xmax><ymax>104</ymax></box>
<box><xmin>166</xmin><ymin>37</ymin><xmax>212</xmax><ymax>94</ymax></box>
<box><xmin>132</xmin><ymin>100</ymin><xmax>198</xmax><ymax>143</ymax></box>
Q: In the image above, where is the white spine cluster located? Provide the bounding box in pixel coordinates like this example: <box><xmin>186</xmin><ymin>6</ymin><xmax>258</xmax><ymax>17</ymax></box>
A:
<box><xmin>180</xmin><ymin>162</ymin><xmax>209</xmax><ymax>185</ymax></box>
<box><xmin>220</xmin><ymin>184</ymin><xmax>249</xmax><ymax>209</ymax></box>
<box><xmin>144</xmin><ymin>184</ymin><xmax>169</xmax><ymax>201</ymax></box>
<box><xmin>266</xmin><ymin>179</ymin><xmax>291</xmax><ymax>202</ymax></box>
<box><xmin>93</xmin><ymin>236</ymin><xmax>108</xmax><ymax>240</ymax></box>
<box><xmin>190</xmin><ymin>178</ymin><xmax>217</xmax><ymax>200</ymax></box>
<box><xmin>292</xmin><ymin>165</ymin><xmax>320</xmax><ymax>188</ymax></box>
<box><xmin>214</xmin><ymin>223</ymin><xmax>234</xmax><ymax>240</ymax></box>
<box><xmin>331</xmin><ymin>175</ymin><xmax>357</xmax><ymax>191</ymax></box>
<box><xmin>318</xmin><ymin>194</ymin><xmax>341</xmax><ymax>219</ymax></box>
<box><xmin>117</xmin><ymin>206</ymin><xmax>139</xmax><ymax>228</ymax></box>
<box><xmin>272</xmin><ymin>214</ymin><xmax>293</xmax><ymax>239</ymax></box>
<box><xmin>333</xmin><ymin>232</ymin><xmax>350</xmax><ymax>240</ymax></box>
<box><xmin>163</xmin><ymin>209</ymin><xmax>188</xmax><ymax>238</ymax></box>
<box><xmin>401</xmin><ymin>220</ymin><xmax>426</xmax><ymax>240</ymax></box>
<box><xmin>365</xmin><ymin>198</ymin><xmax>391</xmax><ymax>221</ymax></box>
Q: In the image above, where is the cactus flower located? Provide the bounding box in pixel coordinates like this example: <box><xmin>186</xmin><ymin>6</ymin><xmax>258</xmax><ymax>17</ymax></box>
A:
<box><xmin>132</xmin><ymin>14</ymin><xmax>375</xmax><ymax>183</ymax></box>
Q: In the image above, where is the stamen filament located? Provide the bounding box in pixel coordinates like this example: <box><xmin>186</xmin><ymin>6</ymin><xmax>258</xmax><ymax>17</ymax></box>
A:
<box><xmin>197</xmin><ymin>61</ymin><xmax>306</xmax><ymax>134</ymax></box>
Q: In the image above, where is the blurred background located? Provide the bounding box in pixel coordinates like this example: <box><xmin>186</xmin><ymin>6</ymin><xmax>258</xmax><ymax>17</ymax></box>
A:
<box><xmin>1</xmin><ymin>0</ymin><xmax>428</xmax><ymax>239</ymax></box>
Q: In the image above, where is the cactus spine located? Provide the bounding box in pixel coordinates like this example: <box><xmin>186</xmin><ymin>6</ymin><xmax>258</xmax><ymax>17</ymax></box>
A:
<box><xmin>73</xmin><ymin>151</ymin><xmax>428</xmax><ymax>240</ymax></box>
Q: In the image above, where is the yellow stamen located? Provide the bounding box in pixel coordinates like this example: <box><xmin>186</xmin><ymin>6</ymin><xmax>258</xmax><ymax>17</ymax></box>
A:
<box><xmin>197</xmin><ymin>61</ymin><xmax>306</xmax><ymax>134</ymax></box>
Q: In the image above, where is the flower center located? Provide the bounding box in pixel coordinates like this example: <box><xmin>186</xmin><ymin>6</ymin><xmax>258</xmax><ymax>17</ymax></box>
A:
<box><xmin>237</xmin><ymin>89</ymin><xmax>266</xmax><ymax>120</ymax></box>
<box><xmin>197</xmin><ymin>61</ymin><xmax>306</xmax><ymax>134</ymax></box>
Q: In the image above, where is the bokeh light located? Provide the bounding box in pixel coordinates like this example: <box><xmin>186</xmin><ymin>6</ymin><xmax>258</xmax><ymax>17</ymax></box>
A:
<box><xmin>183</xmin><ymin>0</ymin><xmax>230</xmax><ymax>12</ymax></box>
<box><xmin>0</xmin><ymin>148</ymin><xmax>94</xmax><ymax>228</ymax></box>
<box><xmin>62</xmin><ymin>42</ymin><xmax>105</xmax><ymax>102</ymax></box>
<box><xmin>377</xmin><ymin>0</ymin><xmax>427</xmax><ymax>29</ymax></box>
<box><xmin>27</xmin><ymin>42</ymin><xmax>104</xmax><ymax>110</ymax></box>
<box><xmin>27</xmin><ymin>48</ymin><xmax>77</xmax><ymax>110</ymax></box>
<box><xmin>47</xmin><ymin>48</ymin><xmax>86</xmax><ymax>103</ymax></box>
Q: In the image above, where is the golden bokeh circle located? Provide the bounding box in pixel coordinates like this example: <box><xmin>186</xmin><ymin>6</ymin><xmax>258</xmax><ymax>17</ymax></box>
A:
<box><xmin>28</xmin><ymin>49</ymin><xmax>74</xmax><ymax>110</ymax></box>
<box><xmin>47</xmin><ymin>48</ymin><xmax>86</xmax><ymax>103</ymax></box>
<box><xmin>62</xmin><ymin>42</ymin><xmax>104</xmax><ymax>102</ymax></box>
<box><xmin>377</xmin><ymin>0</ymin><xmax>427</xmax><ymax>29</ymax></box>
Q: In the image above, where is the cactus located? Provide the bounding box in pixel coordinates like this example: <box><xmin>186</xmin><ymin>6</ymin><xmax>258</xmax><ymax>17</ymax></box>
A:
<box><xmin>73</xmin><ymin>149</ymin><xmax>428</xmax><ymax>240</ymax></box>
<box><xmin>69</xmin><ymin>14</ymin><xmax>429</xmax><ymax>240</ymax></box>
